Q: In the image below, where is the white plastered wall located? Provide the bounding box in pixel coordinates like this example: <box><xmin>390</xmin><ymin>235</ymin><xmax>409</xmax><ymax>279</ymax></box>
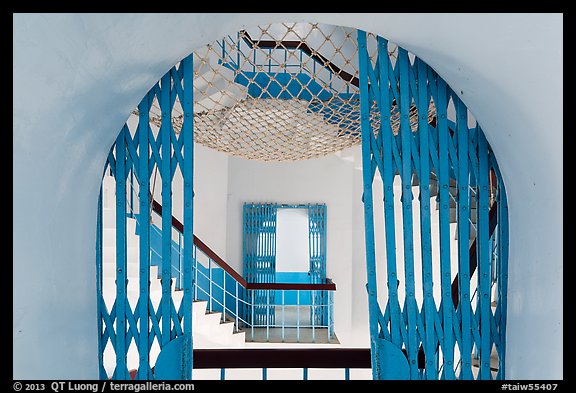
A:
<box><xmin>225</xmin><ymin>152</ymin><xmax>356</xmax><ymax>344</ymax></box>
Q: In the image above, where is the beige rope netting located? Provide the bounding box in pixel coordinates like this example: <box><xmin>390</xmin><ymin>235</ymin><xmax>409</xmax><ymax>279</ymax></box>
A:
<box><xmin>136</xmin><ymin>23</ymin><xmax>436</xmax><ymax>161</ymax></box>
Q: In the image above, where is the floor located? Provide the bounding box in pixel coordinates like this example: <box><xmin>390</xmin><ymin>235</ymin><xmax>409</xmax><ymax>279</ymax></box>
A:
<box><xmin>242</xmin><ymin>306</ymin><xmax>339</xmax><ymax>344</ymax></box>
<box><xmin>245</xmin><ymin>327</ymin><xmax>339</xmax><ymax>344</ymax></box>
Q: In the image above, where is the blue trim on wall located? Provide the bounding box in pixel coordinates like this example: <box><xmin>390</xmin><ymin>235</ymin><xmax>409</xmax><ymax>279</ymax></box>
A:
<box><xmin>276</xmin><ymin>272</ymin><xmax>312</xmax><ymax>304</ymax></box>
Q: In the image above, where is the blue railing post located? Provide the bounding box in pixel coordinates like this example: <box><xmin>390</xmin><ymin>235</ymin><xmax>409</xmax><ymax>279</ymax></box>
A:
<box><xmin>178</xmin><ymin>232</ymin><xmax>183</xmax><ymax>289</ymax></box>
<box><xmin>327</xmin><ymin>290</ymin><xmax>331</xmax><ymax>343</ymax></box>
<box><xmin>281</xmin><ymin>290</ymin><xmax>285</xmax><ymax>342</ymax></box>
<box><xmin>311</xmin><ymin>289</ymin><xmax>316</xmax><ymax>343</ymax></box>
<box><xmin>220</xmin><ymin>368</ymin><xmax>225</xmax><ymax>380</ymax></box>
<box><xmin>303</xmin><ymin>368</ymin><xmax>308</xmax><ymax>380</ymax></box>
<box><xmin>251</xmin><ymin>292</ymin><xmax>255</xmax><ymax>341</ymax></box>
<box><xmin>268</xmin><ymin>48</ymin><xmax>272</xmax><ymax>73</ymax></box>
<box><xmin>236</xmin><ymin>32</ymin><xmax>240</xmax><ymax>69</ymax></box>
<box><xmin>266</xmin><ymin>290</ymin><xmax>270</xmax><ymax>342</ymax></box>
<box><xmin>209</xmin><ymin>258</ymin><xmax>212</xmax><ymax>312</ymax></box>
<box><xmin>262</xmin><ymin>368</ymin><xmax>267</xmax><ymax>380</ymax></box>
<box><xmin>194</xmin><ymin>246</ymin><xmax>198</xmax><ymax>300</ymax></box>
<box><xmin>297</xmin><ymin>290</ymin><xmax>300</xmax><ymax>343</ymax></box>
<box><xmin>331</xmin><ymin>291</ymin><xmax>334</xmax><ymax>340</ymax></box>
<box><xmin>345</xmin><ymin>368</ymin><xmax>350</xmax><ymax>380</ymax></box>
<box><xmin>235</xmin><ymin>281</ymin><xmax>239</xmax><ymax>333</ymax></box>
<box><xmin>223</xmin><ymin>271</ymin><xmax>227</xmax><ymax>322</ymax></box>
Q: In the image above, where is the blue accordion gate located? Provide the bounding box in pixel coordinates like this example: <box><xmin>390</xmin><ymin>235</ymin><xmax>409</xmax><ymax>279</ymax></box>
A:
<box><xmin>95</xmin><ymin>24</ymin><xmax>508</xmax><ymax>381</ymax></box>
<box><xmin>357</xmin><ymin>30</ymin><xmax>508</xmax><ymax>380</ymax></box>
<box><xmin>96</xmin><ymin>55</ymin><xmax>195</xmax><ymax>380</ymax></box>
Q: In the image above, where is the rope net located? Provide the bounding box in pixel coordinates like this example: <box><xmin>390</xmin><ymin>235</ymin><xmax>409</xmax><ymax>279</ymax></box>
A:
<box><xmin>137</xmin><ymin>23</ymin><xmax>436</xmax><ymax>161</ymax></box>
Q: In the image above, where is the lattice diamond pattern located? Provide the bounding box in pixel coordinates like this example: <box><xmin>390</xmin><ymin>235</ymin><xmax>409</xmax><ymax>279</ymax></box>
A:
<box><xmin>98</xmin><ymin>56</ymin><xmax>194</xmax><ymax>380</ymax></box>
<box><xmin>357</xmin><ymin>30</ymin><xmax>508</xmax><ymax>380</ymax></box>
<box><xmin>135</xmin><ymin>23</ymin><xmax>434</xmax><ymax>161</ymax></box>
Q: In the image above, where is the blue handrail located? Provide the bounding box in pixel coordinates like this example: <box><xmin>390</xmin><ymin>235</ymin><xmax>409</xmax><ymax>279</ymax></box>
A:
<box><xmin>146</xmin><ymin>198</ymin><xmax>336</xmax><ymax>342</ymax></box>
<box><xmin>105</xmin><ymin>162</ymin><xmax>337</xmax><ymax>342</ymax></box>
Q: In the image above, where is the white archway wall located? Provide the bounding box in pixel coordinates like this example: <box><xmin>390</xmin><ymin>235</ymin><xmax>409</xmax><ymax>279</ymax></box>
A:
<box><xmin>13</xmin><ymin>13</ymin><xmax>562</xmax><ymax>379</ymax></box>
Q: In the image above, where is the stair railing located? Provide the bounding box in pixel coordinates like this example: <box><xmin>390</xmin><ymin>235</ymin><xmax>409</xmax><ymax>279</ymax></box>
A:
<box><xmin>149</xmin><ymin>199</ymin><xmax>336</xmax><ymax>342</ymax></box>
<box><xmin>105</xmin><ymin>164</ymin><xmax>337</xmax><ymax>342</ymax></box>
<box><xmin>216</xmin><ymin>30</ymin><xmax>357</xmax><ymax>97</ymax></box>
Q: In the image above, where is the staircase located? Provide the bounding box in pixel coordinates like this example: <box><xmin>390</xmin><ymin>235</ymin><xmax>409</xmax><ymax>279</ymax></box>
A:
<box><xmin>100</xmin><ymin>175</ymin><xmax>245</xmax><ymax>376</ymax></box>
<box><xmin>335</xmin><ymin>145</ymin><xmax>500</xmax><ymax>375</ymax></box>
<box><xmin>214</xmin><ymin>31</ymin><xmax>359</xmax><ymax>129</ymax></box>
<box><xmin>192</xmin><ymin>51</ymin><xmax>247</xmax><ymax>112</ymax></box>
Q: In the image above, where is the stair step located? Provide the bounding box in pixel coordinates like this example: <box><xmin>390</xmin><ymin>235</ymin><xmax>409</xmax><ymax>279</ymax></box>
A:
<box><xmin>99</xmin><ymin>174</ymin><xmax>244</xmax><ymax>347</ymax></box>
<box><xmin>454</xmin><ymin>222</ymin><xmax>477</xmax><ymax>241</ymax></box>
<box><xmin>101</xmin><ymin>209</ymin><xmax>141</xmax><ymax>227</ymax></box>
<box><xmin>102</xmin><ymin>278</ymin><xmax>172</xmax><ymax>294</ymax></box>
<box><xmin>102</xmin><ymin>222</ymin><xmax>139</xmax><ymax>246</ymax></box>
<box><xmin>193</xmin><ymin>66</ymin><xmax>246</xmax><ymax>112</ymax></box>
<box><xmin>195</xmin><ymin>312</ymin><xmax>224</xmax><ymax>334</ymax></box>
<box><xmin>101</xmin><ymin>281</ymin><xmax>244</xmax><ymax>347</ymax></box>
<box><xmin>102</xmin><ymin>246</ymin><xmax>140</xmax><ymax>265</ymax></box>
<box><xmin>102</xmin><ymin>262</ymin><xmax>142</xmax><ymax>278</ymax></box>
<box><xmin>193</xmin><ymin>300</ymin><xmax>208</xmax><ymax>316</ymax></box>
<box><xmin>430</xmin><ymin>180</ymin><xmax>439</xmax><ymax>197</ymax></box>
<box><xmin>471</xmin><ymin>346</ymin><xmax>499</xmax><ymax>371</ymax></box>
<box><xmin>435</xmin><ymin>204</ymin><xmax>458</xmax><ymax>223</ymax></box>
<box><xmin>195</xmin><ymin>311</ymin><xmax>245</xmax><ymax>346</ymax></box>
<box><xmin>102</xmin><ymin>263</ymin><xmax>159</xmax><ymax>278</ymax></box>
<box><xmin>217</xmin><ymin>319</ymin><xmax>235</xmax><ymax>335</ymax></box>
<box><xmin>411</xmin><ymin>172</ymin><xmax>439</xmax><ymax>187</ymax></box>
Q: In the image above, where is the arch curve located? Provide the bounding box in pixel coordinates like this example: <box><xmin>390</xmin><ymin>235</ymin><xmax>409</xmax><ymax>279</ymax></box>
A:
<box><xmin>13</xmin><ymin>13</ymin><xmax>562</xmax><ymax>380</ymax></box>
<box><xmin>97</xmin><ymin>22</ymin><xmax>509</xmax><ymax>380</ymax></box>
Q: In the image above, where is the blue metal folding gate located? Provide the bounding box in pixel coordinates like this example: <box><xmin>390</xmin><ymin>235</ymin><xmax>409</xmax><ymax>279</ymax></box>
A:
<box><xmin>308</xmin><ymin>204</ymin><xmax>327</xmax><ymax>325</ymax></box>
<box><xmin>243</xmin><ymin>203</ymin><xmax>278</xmax><ymax>326</ymax></box>
<box><xmin>96</xmin><ymin>54</ymin><xmax>194</xmax><ymax>380</ymax></box>
<box><xmin>243</xmin><ymin>203</ymin><xmax>328</xmax><ymax>328</ymax></box>
<box><xmin>357</xmin><ymin>30</ymin><xmax>509</xmax><ymax>380</ymax></box>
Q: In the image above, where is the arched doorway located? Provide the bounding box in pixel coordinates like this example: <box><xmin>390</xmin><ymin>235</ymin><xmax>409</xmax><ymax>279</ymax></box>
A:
<box><xmin>96</xmin><ymin>22</ymin><xmax>508</xmax><ymax>380</ymax></box>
